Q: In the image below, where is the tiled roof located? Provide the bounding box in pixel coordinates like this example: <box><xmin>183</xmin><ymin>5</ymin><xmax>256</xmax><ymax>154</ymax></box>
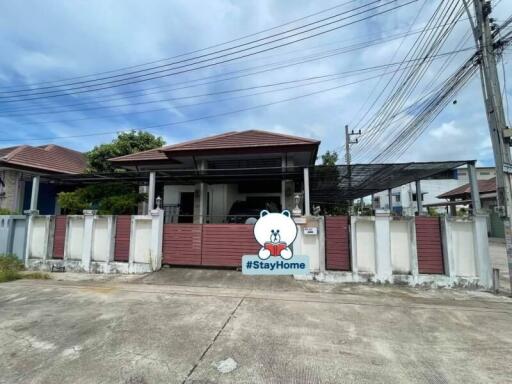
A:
<box><xmin>110</xmin><ymin>130</ymin><xmax>320</xmax><ymax>163</ymax></box>
<box><xmin>437</xmin><ymin>177</ymin><xmax>496</xmax><ymax>199</ymax></box>
<box><xmin>0</xmin><ymin>144</ymin><xmax>87</xmax><ymax>174</ymax></box>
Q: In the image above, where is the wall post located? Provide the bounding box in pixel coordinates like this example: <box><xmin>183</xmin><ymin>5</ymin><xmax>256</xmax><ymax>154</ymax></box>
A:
<box><xmin>150</xmin><ymin>209</ymin><xmax>164</xmax><ymax>271</ymax></box>
<box><xmin>467</xmin><ymin>161</ymin><xmax>482</xmax><ymax>214</ymax></box>
<box><xmin>473</xmin><ymin>214</ymin><xmax>492</xmax><ymax>288</ymax></box>
<box><xmin>81</xmin><ymin>210</ymin><xmax>95</xmax><ymax>271</ymax></box>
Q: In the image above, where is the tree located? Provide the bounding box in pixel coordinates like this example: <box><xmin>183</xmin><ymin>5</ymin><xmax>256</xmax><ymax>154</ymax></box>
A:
<box><xmin>58</xmin><ymin>131</ymin><xmax>165</xmax><ymax>214</ymax></box>
<box><xmin>86</xmin><ymin>130</ymin><xmax>165</xmax><ymax>173</ymax></box>
<box><xmin>321</xmin><ymin>150</ymin><xmax>338</xmax><ymax>166</ymax></box>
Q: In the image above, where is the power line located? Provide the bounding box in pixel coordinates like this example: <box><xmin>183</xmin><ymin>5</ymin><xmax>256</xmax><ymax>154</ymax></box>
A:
<box><xmin>0</xmin><ymin>0</ymin><xmax>417</xmax><ymax>102</ymax></box>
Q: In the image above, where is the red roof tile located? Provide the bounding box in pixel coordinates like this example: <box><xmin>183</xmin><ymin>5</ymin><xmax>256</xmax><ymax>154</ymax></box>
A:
<box><xmin>437</xmin><ymin>177</ymin><xmax>496</xmax><ymax>199</ymax></box>
<box><xmin>0</xmin><ymin>144</ymin><xmax>86</xmax><ymax>174</ymax></box>
<box><xmin>110</xmin><ymin>130</ymin><xmax>320</xmax><ymax>163</ymax></box>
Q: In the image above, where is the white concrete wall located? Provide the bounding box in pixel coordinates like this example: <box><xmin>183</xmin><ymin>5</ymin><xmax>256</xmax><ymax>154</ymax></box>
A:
<box><xmin>293</xmin><ymin>216</ymin><xmax>324</xmax><ymax>273</ymax></box>
<box><xmin>65</xmin><ymin>216</ymin><xmax>84</xmax><ymax>260</ymax></box>
<box><xmin>130</xmin><ymin>217</ymin><xmax>152</xmax><ymax>264</ymax></box>
<box><xmin>29</xmin><ymin>216</ymin><xmax>49</xmax><ymax>259</ymax></box>
<box><xmin>91</xmin><ymin>217</ymin><xmax>111</xmax><ymax>262</ymax></box>
<box><xmin>390</xmin><ymin>220</ymin><xmax>412</xmax><ymax>274</ymax></box>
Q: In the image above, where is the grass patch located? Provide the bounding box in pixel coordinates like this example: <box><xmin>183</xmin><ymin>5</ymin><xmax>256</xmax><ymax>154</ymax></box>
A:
<box><xmin>22</xmin><ymin>272</ymin><xmax>51</xmax><ymax>280</ymax></box>
<box><xmin>0</xmin><ymin>270</ymin><xmax>22</xmax><ymax>283</ymax></box>
<box><xmin>0</xmin><ymin>254</ymin><xmax>51</xmax><ymax>283</ymax></box>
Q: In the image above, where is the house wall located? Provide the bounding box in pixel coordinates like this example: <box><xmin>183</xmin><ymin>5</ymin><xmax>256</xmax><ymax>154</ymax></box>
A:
<box><xmin>0</xmin><ymin>169</ymin><xmax>23</xmax><ymax>213</ymax></box>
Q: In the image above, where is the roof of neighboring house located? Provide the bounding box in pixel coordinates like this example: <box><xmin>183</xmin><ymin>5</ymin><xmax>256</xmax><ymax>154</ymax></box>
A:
<box><xmin>0</xmin><ymin>144</ymin><xmax>87</xmax><ymax>174</ymax></box>
<box><xmin>109</xmin><ymin>130</ymin><xmax>320</xmax><ymax>163</ymax></box>
<box><xmin>437</xmin><ymin>177</ymin><xmax>496</xmax><ymax>199</ymax></box>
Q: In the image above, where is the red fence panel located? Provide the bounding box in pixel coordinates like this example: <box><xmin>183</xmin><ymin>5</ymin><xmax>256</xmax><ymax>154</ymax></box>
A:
<box><xmin>201</xmin><ymin>224</ymin><xmax>259</xmax><ymax>267</ymax></box>
<box><xmin>325</xmin><ymin>216</ymin><xmax>351</xmax><ymax>271</ymax></box>
<box><xmin>52</xmin><ymin>215</ymin><xmax>67</xmax><ymax>259</ymax></box>
<box><xmin>163</xmin><ymin>224</ymin><xmax>202</xmax><ymax>265</ymax></box>
<box><xmin>114</xmin><ymin>215</ymin><xmax>131</xmax><ymax>262</ymax></box>
<box><xmin>415</xmin><ymin>216</ymin><xmax>444</xmax><ymax>274</ymax></box>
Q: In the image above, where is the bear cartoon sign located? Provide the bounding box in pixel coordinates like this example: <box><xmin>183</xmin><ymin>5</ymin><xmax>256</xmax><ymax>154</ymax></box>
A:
<box><xmin>243</xmin><ymin>209</ymin><xmax>308</xmax><ymax>275</ymax></box>
<box><xmin>253</xmin><ymin>210</ymin><xmax>297</xmax><ymax>260</ymax></box>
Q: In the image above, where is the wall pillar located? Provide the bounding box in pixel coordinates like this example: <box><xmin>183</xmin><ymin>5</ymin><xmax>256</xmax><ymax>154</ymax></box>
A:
<box><xmin>30</xmin><ymin>175</ymin><xmax>40</xmax><ymax>211</ymax></box>
<box><xmin>388</xmin><ymin>188</ymin><xmax>393</xmax><ymax>211</ymax></box>
<box><xmin>468</xmin><ymin>161</ymin><xmax>482</xmax><ymax>214</ymax></box>
<box><xmin>150</xmin><ymin>209</ymin><xmax>164</xmax><ymax>271</ymax></box>
<box><xmin>415</xmin><ymin>180</ymin><xmax>423</xmax><ymax>215</ymax></box>
<box><xmin>374</xmin><ymin>210</ymin><xmax>392</xmax><ymax>282</ymax></box>
<box><xmin>148</xmin><ymin>171</ymin><xmax>156</xmax><ymax>213</ymax></box>
<box><xmin>303</xmin><ymin>167</ymin><xmax>310</xmax><ymax>216</ymax></box>
<box><xmin>81</xmin><ymin>210</ymin><xmax>95</xmax><ymax>272</ymax></box>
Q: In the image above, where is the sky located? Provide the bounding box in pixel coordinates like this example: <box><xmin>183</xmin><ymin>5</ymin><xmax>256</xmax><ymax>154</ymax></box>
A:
<box><xmin>0</xmin><ymin>0</ymin><xmax>511</xmax><ymax>166</ymax></box>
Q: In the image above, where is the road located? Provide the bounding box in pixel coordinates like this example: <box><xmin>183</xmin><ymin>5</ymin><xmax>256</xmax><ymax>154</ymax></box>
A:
<box><xmin>1</xmin><ymin>270</ymin><xmax>511</xmax><ymax>384</ymax></box>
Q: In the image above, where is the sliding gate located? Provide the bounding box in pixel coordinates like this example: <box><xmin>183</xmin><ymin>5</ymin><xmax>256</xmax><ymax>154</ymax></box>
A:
<box><xmin>162</xmin><ymin>223</ymin><xmax>259</xmax><ymax>267</ymax></box>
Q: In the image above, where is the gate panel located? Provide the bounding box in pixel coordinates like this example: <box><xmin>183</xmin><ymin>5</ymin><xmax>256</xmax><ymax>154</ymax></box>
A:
<box><xmin>325</xmin><ymin>216</ymin><xmax>351</xmax><ymax>271</ymax></box>
<box><xmin>415</xmin><ymin>216</ymin><xmax>444</xmax><ymax>274</ymax></box>
<box><xmin>201</xmin><ymin>224</ymin><xmax>258</xmax><ymax>267</ymax></box>
<box><xmin>163</xmin><ymin>224</ymin><xmax>202</xmax><ymax>265</ymax></box>
<box><xmin>114</xmin><ymin>215</ymin><xmax>131</xmax><ymax>262</ymax></box>
<box><xmin>53</xmin><ymin>215</ymin><xmax>67</xmax><ymax>259</ymax></box>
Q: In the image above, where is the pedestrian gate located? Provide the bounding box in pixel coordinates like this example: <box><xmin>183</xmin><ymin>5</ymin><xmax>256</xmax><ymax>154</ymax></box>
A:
<box><xmin>325</xmin><ymin>216</ymin><xmax>351</xmax><ymax>271</ymax></box>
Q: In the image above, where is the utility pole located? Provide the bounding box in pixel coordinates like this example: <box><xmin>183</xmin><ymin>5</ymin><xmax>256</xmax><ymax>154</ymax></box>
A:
<box><xmin>467</xmin><ymin>0</ymin><xmax>512</xmax><ymax>293</ymax></box>
<box><xmin>345</xmin><ymin>125</ymin><xmax>361</xmax><ymax>213</ymax></box>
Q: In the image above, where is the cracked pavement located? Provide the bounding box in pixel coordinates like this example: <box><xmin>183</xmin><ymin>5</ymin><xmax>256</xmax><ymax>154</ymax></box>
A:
<box><xmin>0</xmin><ymin>271</ymin><xmax>511</xmax><ymax>384</ymax></box>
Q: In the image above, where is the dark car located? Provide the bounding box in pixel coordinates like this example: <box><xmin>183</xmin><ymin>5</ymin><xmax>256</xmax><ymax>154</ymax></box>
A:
<box><xmin>226</xmin><ymin>200</ymin><xmax>261</xmax><ymax>223</ymax></box>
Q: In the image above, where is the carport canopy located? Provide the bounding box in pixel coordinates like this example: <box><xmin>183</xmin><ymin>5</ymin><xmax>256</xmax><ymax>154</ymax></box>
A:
<box><xmin>34</xmin><ymin>160</ymin><xmax>470</xmax><ymax>206</ymax></box>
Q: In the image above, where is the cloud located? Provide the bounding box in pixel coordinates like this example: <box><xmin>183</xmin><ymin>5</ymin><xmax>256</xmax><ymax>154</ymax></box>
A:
<box><xmin>0</xmin><ymin>0</ymin><xmax>510</xmax><ymax>167</ymax></box>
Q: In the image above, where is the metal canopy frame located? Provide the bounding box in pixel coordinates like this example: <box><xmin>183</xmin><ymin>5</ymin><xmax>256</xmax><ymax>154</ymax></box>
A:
<box><xmin>34</xmin><ymin>160</ymin><xmax>470</xmax><ymax>204</ymax></box>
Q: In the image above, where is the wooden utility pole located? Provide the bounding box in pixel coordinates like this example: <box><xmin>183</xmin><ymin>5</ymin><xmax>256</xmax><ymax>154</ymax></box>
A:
<box><xmin>467</xmin><ymin>0</ymin><xmax>512</xmax><ymax>293</ymax></box>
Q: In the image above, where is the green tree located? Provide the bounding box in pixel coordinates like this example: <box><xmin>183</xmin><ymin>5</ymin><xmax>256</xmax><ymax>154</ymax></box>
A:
<box><xmin>86</xmin><ymin>130</ymin><xmax>165</xmax><ymax>173</ymax></box>
<box><xmin>321</xmin><ymin>150</ymin><xmax>338</xmax><ymax>166</ymax></box>
<box><xmin>58</xmin><ymin>131</ymin><xmax>165</xmax><ymax>214</ymax></box>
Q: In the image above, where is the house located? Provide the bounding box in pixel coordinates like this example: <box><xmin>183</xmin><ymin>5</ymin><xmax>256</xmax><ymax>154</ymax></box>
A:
<box><xmin>436</xmin><ymin>177</ymin><xmax>503</xmax><ymax>237</ymax></box>
<box><xmin>373</xmin><ymin>166</ymin><xmax>496</xmax><ymax>215</ymax></box>
<box><xmin>0</xmin><ymin>144</ymin><xmax>86</xmax><ymax>214</ymax></box>
<box><xmin>109</xmin><ymin>130</ymin><xmax>319</xmax><ymax>223</ymax></box>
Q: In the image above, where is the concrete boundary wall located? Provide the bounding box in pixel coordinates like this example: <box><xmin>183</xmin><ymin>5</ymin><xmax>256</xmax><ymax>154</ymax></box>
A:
<box><xmin>0</xmin><ymin>215</ymin><xmax>27</xmax><ymax>260</ymax></box>
<box><xmin>25</xmin><ymin>209</ymin><xmax>164</xmax><ymax>274</ymax></box>
<box><xmin>316</xmin><ymin>211</ymin><xmax>492</xmax><ymax>288</ymax></box>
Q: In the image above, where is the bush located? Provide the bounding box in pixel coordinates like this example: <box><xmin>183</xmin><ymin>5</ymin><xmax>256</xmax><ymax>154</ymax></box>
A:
<box><xmin>0</xmin><ymin>208</ymin><xmax>13</xmax><ymax>215</ymax></box>
<box><xmin>0</xmin><ymin>254</ymin><xmax>24</xmax><ymax>272</ymax></box>
<box><xmin>22</xmin><ymin>272</ymin><xmax>50</xmax><ymax>280</ymax></box>
<box><xmin>0</xmin><ymin>270</ymin><xmax>22</xmax><ymax>283</ymax></box>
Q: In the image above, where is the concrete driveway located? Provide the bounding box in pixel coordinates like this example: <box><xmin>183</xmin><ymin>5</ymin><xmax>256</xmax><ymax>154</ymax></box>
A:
<box><xmin>1</xmin><ymin>271</ymin><xmax>511</xmax><ymax>384</ymax></box>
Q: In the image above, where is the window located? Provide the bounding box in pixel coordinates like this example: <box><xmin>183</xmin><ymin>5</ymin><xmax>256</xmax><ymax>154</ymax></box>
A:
<box><xmin>479</xmin><ymin>171</ymin><xmax>490</xmax><ymax>176</ymax></box>
<box><xmin>395</xmin><ymin>194</ymin><xmax>401</xmax><ymax>203</ymax></box>
<box><xmin>0</xmin><ymin>176</ymin><xmax>5</xmax><ymax>197</ymax></box>
<box><xmin>412</xmin><ymin>193</ymin><xmax>424</xmax><ymax>202</ymax></box>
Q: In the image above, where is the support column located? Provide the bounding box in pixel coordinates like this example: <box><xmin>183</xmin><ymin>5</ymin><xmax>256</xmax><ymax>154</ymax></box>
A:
<box><xmin>467</xmin><ymin>161</ymin><xmax>482</xmax><ymax>214</ymax></box>
<box><xmin>415</xmin><ymin>180</ymin><xmax>423</xmax><ymax>215</ymax></box>
<box><xmin>147</xmin><ymin>171</ymin><xmax>156</xmax><ymax>213</ymax></box>
<box><xmin>199</xmin><ymin>182</ymin><xmax>206</xmax><ymax>224</ymax></box>
<box><xmin>303</xmin><ymin>167</ymin><xmax>310</xmax><ymax>216</ymax></box>
<box><xmin>281</xmin><ymin>155</ymin><xmax>286</xmax><ymax>210</ymax></box>
<box><xmin>30</xmin><ymin>175</ymin><xmax>40</xmax><ymax>212</ymax></box>
<box><xmin>388</xmin><ymin>188</ymin><xmax>393</xmax><ymax>211</ymax></box>
<box><xmin>150</xmin><ymin>208</ymin><xmax>164</xmax><ymax>271</ymax></box>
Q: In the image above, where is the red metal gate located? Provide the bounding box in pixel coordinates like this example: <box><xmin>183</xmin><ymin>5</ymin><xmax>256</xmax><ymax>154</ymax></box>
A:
<box><xmin>53</xmin><ymin>215</ymin><xmax>67</xmax><ymax>259</ymax></box>
<box><xmin>114</xmin><ymin>215</ymin><xmax>131</xmax><ymax>262</ymax></box>
<box><xmin>163</xmin><ymin>224</ymin><xmax>202</xmax><ymax>265</ymax></box>
<box><xmin>415</xmin><ymin>216</ymin><xmax>444</xmax><ymax>274</ymax></box>
<box><xmin>162</xmin><ymin>223</ymin><xmax>258</xmax><ymax>267</ymax></box>
<box><xmin>325</xmin><ymin>216</ymin><xmax>351</xmax><ymax>271</ymax></box>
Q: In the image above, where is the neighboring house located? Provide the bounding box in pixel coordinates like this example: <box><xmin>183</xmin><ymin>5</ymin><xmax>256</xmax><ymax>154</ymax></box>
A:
<box><xmin>109</xmin><ymin>130</ymin><xmax>319</xmax><ymax>223</ymax></box>
<box><xmin>373</xmin><ymin>166</ymin><xmax>496</xmax><ymax>215</ymax></box>
<box><xmin>0</xmin><ymin>144</ymin><xmax>86</xmax><ymax>214</ymax></box>
<box><xmin>436</xmin><ymin>177</ymin><xmax>503</xmax><ymax>238</ymax></box>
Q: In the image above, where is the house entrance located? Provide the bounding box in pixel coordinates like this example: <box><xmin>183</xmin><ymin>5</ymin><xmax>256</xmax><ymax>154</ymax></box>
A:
<box><xmin>179</xmin><ymin>192</ymin><xmax>194</xmax><ymax>223</ymax></box>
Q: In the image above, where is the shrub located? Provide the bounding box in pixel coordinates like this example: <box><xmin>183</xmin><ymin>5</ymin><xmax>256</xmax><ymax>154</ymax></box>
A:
<box><xmin>22</xmin><ymin>272</ymin><xmax>50</xmax><ymax>280</ymax></box>
<box><xmin>0</xmin><ymin>208</ymin><xmax>13</xmax><ymax>215</ymax></box>
<box><xmin>0</xmin><ymin>270</ymin><xmax>22</xmax><ymax>283</ymax></box>
<box><xmin>0</xmin><ymin>254</ymin><xmax>25</xmax><ymax>272</ymax></box>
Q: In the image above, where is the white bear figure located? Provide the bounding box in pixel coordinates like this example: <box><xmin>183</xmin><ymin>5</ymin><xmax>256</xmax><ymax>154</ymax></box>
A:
<box><xmin>253</xmin><ymin>210</ymin><xmax>297</xmax><ymax>260</ymax></box>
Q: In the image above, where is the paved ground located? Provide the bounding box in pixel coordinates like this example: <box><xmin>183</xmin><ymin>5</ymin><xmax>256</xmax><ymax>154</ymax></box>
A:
<box><xmin>1</xmin><ymin>268</ymin><xmax>511</xmax><ymax>384</ymax></box>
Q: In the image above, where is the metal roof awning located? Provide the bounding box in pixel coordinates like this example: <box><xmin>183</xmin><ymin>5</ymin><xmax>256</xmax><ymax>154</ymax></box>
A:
<box><xmin>309</xmin><ymin>160</ymin><xmax>468</xmax><ymax>203</ymax></box>
<box><xmin>35</xmin><ymin>160</ymin><xmax>470</xmax><ymax>205</ymax></box>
